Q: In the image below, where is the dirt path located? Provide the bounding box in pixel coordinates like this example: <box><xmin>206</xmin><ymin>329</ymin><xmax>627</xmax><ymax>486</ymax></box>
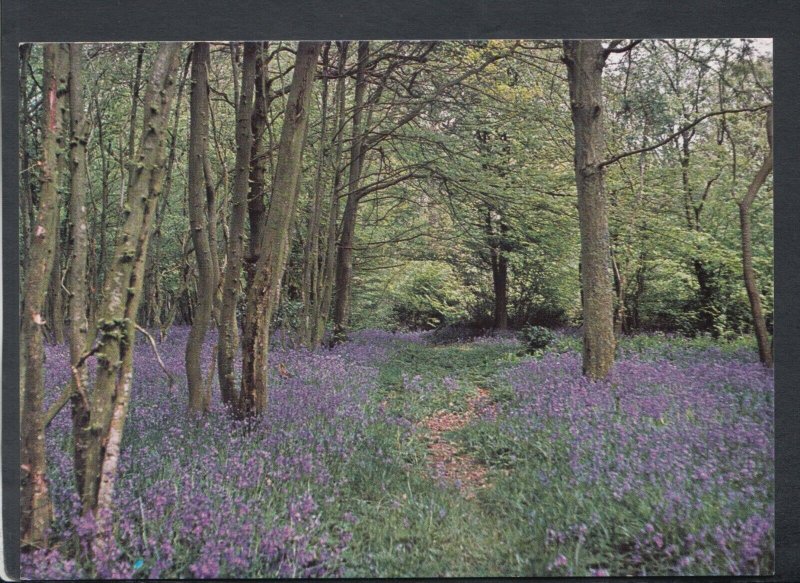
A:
<box><xmin>420</xmin><ymin>388</ymin><xmax>497</xmax><ymax>499</ymax></box>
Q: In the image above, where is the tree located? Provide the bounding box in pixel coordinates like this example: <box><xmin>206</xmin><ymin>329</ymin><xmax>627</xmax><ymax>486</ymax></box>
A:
<box><xmin>737</xmin><ymin>106</ymin><xmax>773</xmax><ymax>366</ymax></box>
<box><xmin>66</xmin><ymin>43</ymin><xmax>93</xmax><ymax>506</ymax></box>
<box><xmin>239</xmin><ymin>41</ymin><xmax>322</xmax><ymax>416</ymax></box>
<box><xmin>70</xmin><ymin>43</ymin><xmax>181</xmax><ymax>533</ymax></box>
<box><xmin>217</xmin><ymin>42</ymin><xmax>258</xmax><ymax>409</ymax></box>
<box><xmin>333</xmin><ymin>41</ymin><xmax>371</xmax><ymax>343</ymax></box>
<box><xmin>185</xmin><ymin>42</ymin><xmax>216</xmax><ymax>413</ymax></box>
<box><xmin>21</xmin><ymin>42</ymin><xmax>68</xmax><ymax>548</ymax></box>
<box><xmin>563</xmin><ymin>40</ymin><xmax>616</xmax><ymax>379</ymax></box>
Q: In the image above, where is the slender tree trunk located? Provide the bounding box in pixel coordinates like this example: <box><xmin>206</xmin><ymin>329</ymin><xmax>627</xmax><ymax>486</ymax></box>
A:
<box><xmin>47</xmin><ymin>192</ymin><xmax>66</xmax><ymax>344</ymax></box>
<box><xmin>610</xmin><ymin>247</ymin><xmax>625</xmax><ymax>336</ymax></box>
<box><xmin>71</xmin><ymin>44</ymin><xmax>181</xmax><ymax>526</ymax></box>
<box><xmin>20</xmin><ymin>43</ymin><xmax>68</xmax><ymax>549</ymax></box>
<box><xmin>66</xmin><ymin>44</ymin><xmax>93</xmax><ymax>501</ymax></box>
<box><xmin>563</xmin><ymin>40</ymin><xmax>616</xmax><ymax>379</ymax></box>
<box><xmin>19</xmin><ymin>44</ymin><xmax>34</xmax><ymax>273</ymax></box>
<box><xmin>217</xmin><ymin>43</ymin><xmax>258</xmax><ymax>409</ymax></box>
<box><xmin>205</xmin><ymin>156</ymin><xmax>221</xmax><ymax>319</ymax></box>
<box><xmin>332</xmin><ymin>41</ymin><xmax>369</xmax><ymax>344</ymax></box>
<box><xmin>314</xmin><ymin>42</ymin><xmax>350</xmax><ymax>346</ymax></box>
<box><xmin>739</xmin><ymin>106</ymin><xmax>773</xmax><ymax>367</ymax></box>
<box><xmin>186</xmin><ymin>42</ymin><xmax>215</xmax><ymax>414</ymax></box>
<box><xmin>240</xmin><ymin>42</ymin><xmax>321</xmax><ymax>416</ymax></box>
<box><xmin>487</xmin><ymin>211</ymin><xmax>509</xmax><ymax>331</ymax></box>
<box><xmin>93</xmin><ymin>95</ymin><xmax>110</xmax><ymax>321</ymax></box>
<box><xmin>125</xmin><ymin>45</ymin><xmax>145</xmax><ymax>206</ymax></box>
<box><xmin>146</xmin><ymin>52</ymin><xmax>191</xmax><ymax>332</ymax></box>
<box><xmin>247</xmin><ymin>43</ymin><xmax>268</xmax><ymax>279</ymax></box>
<box><xmin>493</xmin><ymin>251</ymin><xmax>509</xmax><ymax>331</ymax></box>
<box><xmin>300</xmin><ymin>43</ymin><xmax>331</xmax><ymax>346</ymax></box>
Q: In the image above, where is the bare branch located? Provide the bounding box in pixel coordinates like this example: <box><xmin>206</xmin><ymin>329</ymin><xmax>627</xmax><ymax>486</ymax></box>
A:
<box><xmin>135</xmin><ymin>324</ymin><xmax>176</xmax><ymax>387</ymax></box>
<box><xmin>604</xmin><ymin>39</ymin><xmax>643</xmax><ymax>58</ymax></box>
<box><xmin>44</xmin><ymin>384</ymin><xmax>74</xmax><ymax>427</ymax></box>
<box><xmin>599</xmin><ymin>104</ymin><xmax>771</xmax><ymax>168</ymax></box>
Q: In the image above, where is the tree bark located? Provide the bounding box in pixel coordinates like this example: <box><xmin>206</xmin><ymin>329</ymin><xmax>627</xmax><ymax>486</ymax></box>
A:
<box><xmin>300</xmin><ymin>43</ymin><xmax>331</xmax><ymax>346</ymax></box>
<box><xmin>186</xmin><ymin>42</ymin><xmax>215</xmax><ymax>414</ymax></box>
<box><xmin>314</xmin><ymin>42</ymin><xmax>350</xmax><ymax>346</ymax></box>
<box><xmin>20</xmin><ymin>42</ymin><xmax>68</xmax><ymax>549</ymax></box>
<box><xmin>71</xmin><ymin>44</ymin><xmax>181</xmax><ymax>526</ymax></box>
<box><xmin>563</xmin><ymin>40</ymin><xmax>616</xmax><ymax>379</ymax></box>
<box><xmin>125</xmin><ymin>45</ymin><xmax>145</xmax><ymax>205</ymax></box>
<box><xmin>217</xmin><ymin>43</ymin><xmax>258</xmax><ymax>409</ymax></box>
<box><xmin>19</xmin><ymin>43</ymin><xmax>34</xmax><ymax>273</ymax></box>
<box><xmin>487</xmin><ymin>210</ymin><xmax>509</xmax><ymax>331</ymax></box>
<box><xmin>239</xmin><ymin>42</ymin><xmax>321</xmax><ymax>416</ymax></box>
<box><xmin>47</xmin><ymin>218</ymin><xmax>66</xmax><ymax>344</ymax></box>
<box><xmin>738</xmin><ymin>106</ymin><xmax>773</xmax><ymax>367</ymax></box>
<box><xmin>93</xmin><ymin>94</ymin><xmax>111</xmax><ymax>320</ymax></box>
<box><xmin>66</xmin><ymin>43</ymin><xmax>93</xmax><ymax>502</ymax></box>
<box><xmin>247</xmin><ymin>43</ymin><xmax>268</xmax><ymax>275</ymax></box>
<box><xmin>332</xmin><ymin>41</ymin><xmax>370</xmax><ymax>344</ymax></box>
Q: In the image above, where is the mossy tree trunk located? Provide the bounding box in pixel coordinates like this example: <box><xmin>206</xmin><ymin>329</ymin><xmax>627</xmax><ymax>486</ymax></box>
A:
<box><xmin>20</xmin><ymin>42</ymin><xmax>68</xmax><ymax>549</ymax></box>
<box><xmin>71</xmin><ymin>44</ymin><xmax>181</xmax><ymax>530</ymax></box>
<box><xmin>66</xmin><ymin>43</ymin><xmax>93</xmax><ymax>501</ymax></box>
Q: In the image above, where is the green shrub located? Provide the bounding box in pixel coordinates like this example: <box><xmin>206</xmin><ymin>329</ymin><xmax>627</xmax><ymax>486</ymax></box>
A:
<box><xmin>519</xmin><ymin>325</ymin><xmax>555</xmax><ymax>353</ymax></box>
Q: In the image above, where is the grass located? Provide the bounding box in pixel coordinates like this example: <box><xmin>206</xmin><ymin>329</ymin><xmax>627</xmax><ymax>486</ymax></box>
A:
<box><xmin>339</xmin><ymin>337</ymin><xmax>526</xmax><ymax>576</ymax></box>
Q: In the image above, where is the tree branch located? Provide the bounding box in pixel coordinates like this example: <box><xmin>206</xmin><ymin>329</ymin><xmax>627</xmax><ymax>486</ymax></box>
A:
<box><xmin>599</xmin><ymin>103</ymin><xmax>771</xmax><ymax>168</ymax></box>
<box><xmin>135</xmin><ymin>324</ymin><xmax>176</xmax><ymax>387</ymax></box>
<box><xmin>604</xmin><ymin>39</ymin><xmax>643</xmax><ymax>58</ymax></box>
<box><xmin>44</xmin><ymin>384</ymin><xmax>74</xmax><ymax>427</ymax></box>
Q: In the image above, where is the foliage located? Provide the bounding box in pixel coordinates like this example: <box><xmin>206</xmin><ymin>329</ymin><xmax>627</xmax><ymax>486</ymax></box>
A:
<box><xmin>387</xmin><ymin>262</ymin><xmax>469</xmax><ymax>330</ymax></box>
<box><xmin>518</xmin><ymin>324</ymin><xmax>556</xmax><ymax>353</ymax></box>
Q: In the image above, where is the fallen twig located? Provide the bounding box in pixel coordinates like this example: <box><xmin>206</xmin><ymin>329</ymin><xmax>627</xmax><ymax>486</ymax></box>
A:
<box><xmin>135</xmin><ymin>324</ymin><xmax>176</xmax><ymax>387</ymax></box>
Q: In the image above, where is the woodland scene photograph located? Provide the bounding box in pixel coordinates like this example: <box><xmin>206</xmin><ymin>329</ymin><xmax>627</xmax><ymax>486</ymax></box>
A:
<box><xmin>18</xmin><ymin>38</ymin><xmax>773</xmax><ymax>578</ymax></box>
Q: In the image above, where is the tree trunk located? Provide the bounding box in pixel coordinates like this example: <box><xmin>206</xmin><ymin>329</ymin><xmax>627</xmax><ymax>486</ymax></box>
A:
<box><xmin>217</xmin><ymin>43</ymin><xmax>258</xmax><ymax>409</ymax></box>
<box><xmin>146</xmin><ymin>51</ymin><xmax>191</xmax><ymax>332</ymax></box>
<box><xmin>739</xmin><ymin>106</ymin><xmax>773</xmax><ymax>367</ymax></box>
<box><xmin>314</xmin><ymin>42</ymin><xmax>350</xmax><ymax>346</ymax></box>
<box><xmin>20</xmin><ymin>43</ymin><xmax>68</xmax><ymax>549</ymax></box>
<box><xmin>186</xmin><ymin>42</ymin><xmax>215</xmax><ymax>414</ymax></box>
<box><xmin>247</xmin><ymin>43</ymin><xmax>268</xmax><ymax>277</ymax></box>
<box><xmin>300</xmin><ymin>43</ymin><xmax>331</xmax><ymax>346</ymax></box>
<box><xmin>610</xmin><ymin>246</ymin><xmax>625</xmax><ymax>336</ymax></box>
<box><xmin>93</xmin><ymin>94</ymin><xmax>111</xmax><ymax>321</ymax></box>
<box><xmin>19</xmin><ymin>43</ymin><xmax>34</xmax><ymax>273</ymax></box>
<box><xmin>125</xmin><ymin>45</ymin><xmax>145</xmax><ymax>206</ymax></box>
<box><xmin>66</xmin><ymin>43</ymin><xmax>93</xmax><ymax>502</ymax></box>
<box><xmin>48</xmin><ymin>218</ymin><xmax>66</xmax><ymax>344</ymax></box>
<box><xmin>71</xmin><ymin>44</ymin><xmax>181</xmax><ymax>527</ymax></box>
<box><xmin>332</xmin><ymin>41</ymin><xmax>370</xmax><ymax>344</ymax></box>
<box><xmin>563</xmin><ymin>40</ymin><xmax>616</xmax><ymax>379</ymax></box>
<box><xmin>239</xmin><ymin>42</ymin><xmax>321</xmax><ymax>416</ymax></box>
<box><xmin>487</xmin><ymin>209</ymin><xmax>509</xmax><ymax>331</ymax></box>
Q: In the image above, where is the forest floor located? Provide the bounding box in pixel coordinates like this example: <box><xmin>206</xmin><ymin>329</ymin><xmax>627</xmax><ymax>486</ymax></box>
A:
<box><xmin>27</xmin><ymin>328</ymin><xmax>774</xmax><ymax>579</ymax></box>
<box><xmin>420</xmin><ymin>386</ymin><xmax>495</xmax><ymax>499</ymax></box>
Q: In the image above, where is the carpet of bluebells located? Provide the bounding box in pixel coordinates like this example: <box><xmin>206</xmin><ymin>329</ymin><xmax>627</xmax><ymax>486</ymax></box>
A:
<box><xmin>23</xmin><ymin>327</ymin><xmax>773</xmax><ymax>578</ymax></box>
